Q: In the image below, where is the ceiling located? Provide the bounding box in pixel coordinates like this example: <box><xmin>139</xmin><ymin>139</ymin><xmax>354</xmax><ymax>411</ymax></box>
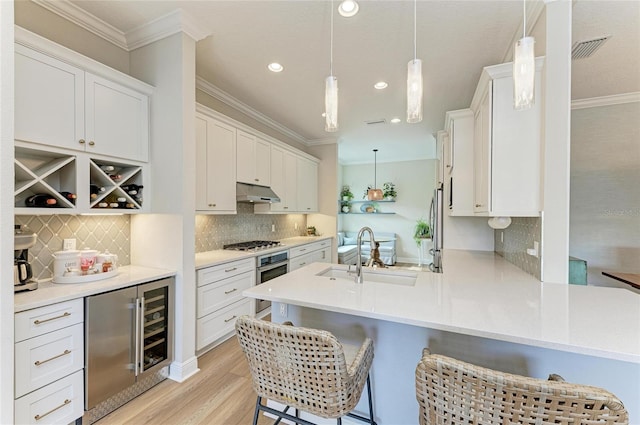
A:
<box><xmin>63</xmin><ymin>0</ymin><xmax>640</xmax><ymax>164</ymax></box>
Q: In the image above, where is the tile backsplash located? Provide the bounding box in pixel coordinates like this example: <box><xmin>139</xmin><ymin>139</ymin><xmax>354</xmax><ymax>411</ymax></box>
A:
<box><xmin>494</xmin><ymin>217</ymin><xmax>541</xmax><ymax>280</ymax></box>
<box><xmin>15</xmin><ymin>215</ymin><xmax>131</xmax><ymax>281</ymax></box>
<box><xmin>195</xmin><ymin>203</ymin><xmax>307</xmax><ymax>252</ymax></box>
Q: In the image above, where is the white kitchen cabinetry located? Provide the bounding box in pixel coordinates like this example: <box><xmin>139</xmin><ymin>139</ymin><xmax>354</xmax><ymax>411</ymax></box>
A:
<box><xmin>196</xmin><ymin>258</ymin><xmax>255</xmax><ymax>352</ymax></box>
<box><xmin>470</xmin><ymin>59</ymin><xmax>544</xmax><ymax>216</ymax></box>
<box><xmin>236</xmin><ymin>130</ymin><xmax>271</xmax><ymax>186</ymax></box>
<box><xmin>444</xmin><ymin>109</ymin><xmax>476</xmax><ymax>216</ymax></box>
<box><xmin>15</xmin><ymin>39</ymin><xmax>151</xmax><ymax>163</ymax></box>
<box><xmin>296</xmin><ymin>157</ymin><xmax>319</xmax><ymax>213</ymax></box>
<box><xmin>14</xmin><ymin>299</ymin><xmax>85</xmax><ymax>425</ymax></box>
<box><xmin>195</xmin><ymin>112</ymin><xmax>237</xmax><ymax>214</ymax></box>
<box><xmin>289</xmin><ymin>240</ymin><xmax>332</xmax><ymax>271</ymax></box>
<box><xmin>436</xmin><ymin>130</ymin><xmax>448</xmax><ymax>186</ymax></box>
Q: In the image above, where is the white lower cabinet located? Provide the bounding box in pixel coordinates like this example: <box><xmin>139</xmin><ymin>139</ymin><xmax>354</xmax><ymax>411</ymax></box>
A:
<box><xmin>289</xmin><ymin>240</ymin><xmax>332</xmax><ymax>271</ymax></box>
<box><xmin>196</xmin><ymin>258</ymin><xmax>256</xmax><ymax>351</ymax></box>
<box><xmin>14</xmin><ymin>299</ymin><xmax>84</xmax><ymax>425</ymax></box>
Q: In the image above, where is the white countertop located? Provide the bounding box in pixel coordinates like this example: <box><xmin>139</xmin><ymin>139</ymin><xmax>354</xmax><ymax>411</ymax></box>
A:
<box><xmin>243</xmin><ymin>250</ymin><xmax>640</xmax><ymax>364</ymax></box>
<box><xmin>195</xmin><ymin>235</ymin><xmax>333</xmax><ymax>269</ymax></box>
<box><xmin>15</xmin><ymin>265</ymin><xmax>176</xmax><ymax>312</ymax></box>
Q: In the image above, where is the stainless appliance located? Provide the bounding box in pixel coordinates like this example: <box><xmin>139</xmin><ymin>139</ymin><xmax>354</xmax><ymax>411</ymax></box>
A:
<box><xmin>236</xmin><ymin>182</ymin><xmax>281</xmax><ymax>203</ymax></box>
<box><xmin>85</xmin><ymin>277</ymin><xmax>173</xmax><ymax>416</ymax></box>
<box><xmin>223</xmin><ymin>240</ymin><xmax>283</xmax><ymax>252</ymax></box>
<box><xmin>255</xmin><ymin>250</ymin><xmax>289</xmax><ymax>312</ymax></box>
<box><xmin>429</xmin><ymin>183</ymin><xmax>444</xmax><ymax>273</ymax></box>
<box><xmin>14</xmin><ymin>225</ymin><xmax>38</xmax><ymax>292</ymax></box>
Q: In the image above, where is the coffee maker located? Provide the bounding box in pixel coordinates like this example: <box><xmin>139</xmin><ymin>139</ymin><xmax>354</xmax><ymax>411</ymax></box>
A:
<box><xmin>14</xmin><ymin>225</ymin><xmax>38</xmax><ymax>292</ymax></box>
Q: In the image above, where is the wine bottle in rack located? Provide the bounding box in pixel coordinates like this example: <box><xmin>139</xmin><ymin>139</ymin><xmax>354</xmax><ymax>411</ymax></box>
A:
<box><xmin>25</xmin><ymin>193</ymin><xmax>57</xmax><ymax>207</ymax></box>
<box><xmin>59</xmin><ymin>191</ymin><xmax>77</xmax><ymax>205</ymax></box>
<box><xmin>90</xmin><ymin>184</ymin><xmax>106</xmax><ymax>200</ymax></box>
<box><xmin>100</xmin><ymin>165</ymin><xmax>115</xmax><ymax>173</ymax></box>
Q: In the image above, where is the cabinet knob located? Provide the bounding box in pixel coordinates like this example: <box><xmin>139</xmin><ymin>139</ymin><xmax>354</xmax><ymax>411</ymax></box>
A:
<box><xmin>78</xmin><ymin>139</ymin><xmax>86</xmax><ymax>144</ymax></box>
<box><xmin>283</xmin><ymin>206</ymin><xmax>288</xmax><ymax>209</ymax></box>
<box><xmin>475</xmin><ymin>204</ymin><xmax>482</xmax><ymax>207</ymax></box>
<box><xmin>446</xmin><ymin>165</ymin><xmax>451</xmax><ymax>168</ymax></box>
<box><xmin>254</xmin><ymin>178</ymin><xmax>259</xmax><ymax>182</ymax></box>
<box><xmin>88</xmin><ymin>140</ymin><xmax>95</xmax><ymax>146</ymax></box>
<box><xmin>209</xmin><ymin>203</ymin><xmax>216</xmax><ymax>207</ymax></box>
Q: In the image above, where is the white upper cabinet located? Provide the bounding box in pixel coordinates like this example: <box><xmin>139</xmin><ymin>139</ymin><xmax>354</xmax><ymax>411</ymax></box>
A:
<box><xmin>85</xmin><ymin>74</ymin><xmax>149</xmax><ymax>161</ymax></box>
<box><xmin>445</xmin><ymin>109</ymin><xmax>475</xmax><ymax>216</ymax></box>
<box><xmin>15</xmin><ymin>44</ymin><xmax>84</xmax><ymax>152</ymax></box>
<box><xmin>14</xmin><ymin>34</ymin><xmax>151</xmax><ymax>163</ymax></box>
<box><xmin>266</xmin><ymin>145</ymin><xmax>297</xmax><ymax>213</ymax></box>
<box><xmin>296</xmin><ymin>157</ymin><xmax>318</xmax><ymax>213</ymax></box>
<box><xmin>195</xmin><ymin>112</ymin><xmax>237</xmax><ymax>213</ymax></box>
<box><xmin>236</xmin><ymin>130</ymin><xmax>270</xmax><ymax>186</ymax></box>
<box><xmin>470</xmin><ymin>58</ymin><xmax>544</xmax><ymax>217</ymax></box>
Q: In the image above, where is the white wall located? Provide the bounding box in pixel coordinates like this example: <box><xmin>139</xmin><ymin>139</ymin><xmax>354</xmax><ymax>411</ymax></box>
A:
<box><xmin>340</xmin><ymin>159</ymin><xmax>436</xmax><ymax>263</ymax></box>
<box><xmin>0</xmin><ymin>2</ymin><xmax>15</xmax><ymax>421</ymax></box>
<box><xmin>570</xmin><ymin>101</ymin><xmax>640</xmax><ymax>289</ymax></box>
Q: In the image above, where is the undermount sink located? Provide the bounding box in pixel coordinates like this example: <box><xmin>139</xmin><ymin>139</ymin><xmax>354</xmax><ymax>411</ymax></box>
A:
<box><xmin>317</xmin><ymin>266</ymin><xmax>417</xmax><ymax>286</ymax></box>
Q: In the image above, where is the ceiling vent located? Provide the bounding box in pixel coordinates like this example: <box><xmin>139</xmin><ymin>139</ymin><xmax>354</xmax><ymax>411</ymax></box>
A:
<box><xmin>571</xmin><ymin>35</ymin><xmax>611</xmax><ymax>60</ymax></box>
<box><xmin>365</xmin><ymin>119</ymin><xmax>387</xmax><ymax>125</ymax></box>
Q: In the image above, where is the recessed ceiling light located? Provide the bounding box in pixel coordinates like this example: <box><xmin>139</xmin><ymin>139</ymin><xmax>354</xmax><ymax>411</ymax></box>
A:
<box><xmin>268</xmin><ymin>63</ymin><xmax>283</xmax><ymax>72</ymax></box>
<box><xmin>374</xmin><ymin>81</ymin><xmax>388</xmax><ymax>90</ymax></box>
<box><xmin>338</xmin><ymin>0</ymin><xmax>359</xmax><ymax>17</ymax></box>
<box><xmin>390</xmin><ymin>118</ymin><xmax>402</xmax><ymax>124</ymax></box>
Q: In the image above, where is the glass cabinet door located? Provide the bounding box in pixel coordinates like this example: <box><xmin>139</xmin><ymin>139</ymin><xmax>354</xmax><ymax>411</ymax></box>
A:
<box><xmin>139</xmin><ymin>282</ymin><xmax>170</xmax><ymax>373</ymax></box>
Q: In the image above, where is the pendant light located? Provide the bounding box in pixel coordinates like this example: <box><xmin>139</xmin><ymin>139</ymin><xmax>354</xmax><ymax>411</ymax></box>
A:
<box><xmin>513</xmin><ymin>0</ymin><xmax>535</xmax><ymax>110</ymax></box>
<box><xmin>325</xmin><ymin>0</ymin><xmax>338</xmax><ymax>132</ymax></box>
<box><xmin>367</xmin><ymin>149</ymin><xmax>383</xmax><ymax>201</ymax></box>
<box><xmin>407</xmin><ymin>0</ymin><xmax>423</xmax><ymax>123</ymax></box>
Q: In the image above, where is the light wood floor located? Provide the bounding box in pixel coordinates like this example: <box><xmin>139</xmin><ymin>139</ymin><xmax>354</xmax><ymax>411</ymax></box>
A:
<box><xmin>96</xmin><ymin>336</ymin><xmax>271</xmax><ymax>425</ymax></box>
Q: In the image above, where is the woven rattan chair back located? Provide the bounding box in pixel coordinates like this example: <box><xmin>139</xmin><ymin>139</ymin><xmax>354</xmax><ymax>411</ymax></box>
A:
<box><xmin>236</xmin><ymin>316</ymin><xmax>374</xmax><ymax>422</ymax></box>
<box><xmin>415</xmin><ymin>350</ymin><xmax>629</xmax><ymax>425</ymax></box>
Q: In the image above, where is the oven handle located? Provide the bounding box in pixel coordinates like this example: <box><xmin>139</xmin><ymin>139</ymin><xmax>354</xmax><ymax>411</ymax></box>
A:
<box><xmin>257</xmin><ymin>260</ymin><xmax>289</xmax><ymax>274</ymax></box>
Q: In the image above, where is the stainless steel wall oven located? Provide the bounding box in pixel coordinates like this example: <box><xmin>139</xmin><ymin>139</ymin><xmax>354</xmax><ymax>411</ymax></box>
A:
<box><xmin>256</xmin><ymin>250</ymin><xmax>289</xmax><ymax>312</ymax></box>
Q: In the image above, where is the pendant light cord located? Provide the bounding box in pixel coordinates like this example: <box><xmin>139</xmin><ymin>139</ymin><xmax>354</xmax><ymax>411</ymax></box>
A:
<box><xmin>373</xmin><ymin>149</ymin><xmax>378</xmax><ymax>188</ymax></box>
<box><xmin>413</xmin><ymin>0</ymin><xmax>417</xmax><ymax>61</ymax></box>
<box><xmin>330</xmin><ymin>0</ymin><xmax>334</xmax><ymax>76</ymax></box>
<box><xmin>522</xmin><ymin>0</ymin><xmax>526</xmax><ymax>38</ymax></box>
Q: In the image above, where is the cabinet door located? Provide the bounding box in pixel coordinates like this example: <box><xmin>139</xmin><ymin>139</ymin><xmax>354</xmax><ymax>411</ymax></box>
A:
<box><xmin>283</xmin><ymin>151</ymin><xmax>298</xmax><ymax>211</ymax></box>
<box><xmin>85</xmin><ymin>73</ymin><xmax>149</xmax><ymax>162</ymax></box>
<box><xmin>236</xmin><ymin>130</ymin><xmax>256</xmax><ymax>184</ymax></box>
<box><xmin>312</xmin><ymin>247</ymin><xmax>331</xmax><ymax>263</ymax></box>
<box><xmin>255</xmin><ymin>138</ymin><xmax>271</xmax><ymax>186</ymax></box>
<box><xmin>473</xmin><ymin>84</ymin><xmax>491</xmax><ymax>213</ymax></box>
<box><xmin>268</xmin><ymin>146</ymin><xmax>286</xmax><ymax>212</ymax></box>
<box><xmin>196</xmin><ymin>116</ymin><xmax>237</xmax><ymax>212</ymax></box>
<box><xmin>14</xmin><ymin>45</ymin><xmax>84</xmax><ymax>151</ymax></box>
<box><xmin>296</xmin><ymin>158</ymin><xmax>318</xmax><ymax>213</ymax></box>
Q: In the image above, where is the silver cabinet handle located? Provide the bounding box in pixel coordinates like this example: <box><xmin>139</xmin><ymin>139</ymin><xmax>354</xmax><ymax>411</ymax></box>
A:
<box><xmin>224</xmin><ymin>267</ymin><xmax>237</xmax><ymax>273</ymax></box>
<box><xmin>299</xmin><ymin>248</ymin><xmax>306</xmax><ymax>252</ymax></box>
<box><xmin>224</xmin><ymin>288</ymin><xmax>237</xmax><ymax>295</ymax></box>
<box><xmin>299</xmin><ymin>262</ymin><xmax>306</xmax><ymax>266</ymax></box>
<box><xmin>35</xmin><ymin>349</ymin><xmax>71</xmax><ymax>366</ymax></box>
<box><xmin>475</xmin><ymin>204</ymin><xmax>482</xmax><ymax>207</ymax></box>
<box><xmin>34</xmin><ymin>312</ymin><xmax>70</xmax><ymax>325</ymax></box>
<box><xmin>224</xmin><ymin>315</ymin><xmax>237</xmax><ymax>323</ymax></box>
<box><xmin>139</xmin><ymin>296</ymin><xmax>145</xmax><ymax>374</ymax></box>
<box><xmin>78</xmin><ymin>139</ymin><xmax>86</xmax><ymax>145</ymax></box>
<box><xmin>209</xmin><ymin>203</ymin><xmax>216</xmax><ymax>207</ymax></box>
<box><xmin>88</xmin><ymin>140</ymin><xmax>95</xmax><ymax>146</ymax></box>
<box><xmin>134</xmin><ymin>298</ymin><xmax>140</xmax><ymax>376</ymax></box>
<box><xmin>254</xmin><ymin>178</ymin><xmax>259</xmax><ymax>182</ymax></box>
<box><xmin>35</xmin><ymin>399</ymin><xmax>70</xmax><ymax>421</ymax></box>
<box><xmin>283</xmin><ymin>206</ymin><xmax>288</xmax><ymax>209</ymax></box>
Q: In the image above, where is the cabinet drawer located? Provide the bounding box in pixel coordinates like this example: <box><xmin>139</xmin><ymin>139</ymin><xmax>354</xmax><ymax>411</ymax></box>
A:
<box><xmin>290</xmin><ymin>240</ymin><xmax>332</xmax><ymax>259</ymax></box>
<box><xmin>196</xmin><ymin>299</ymin><xmax>251</xmax><ymax>351</ymax></box>
<box><xmin>197</xmin><ymin>271</ymin><xmax>254</xmax><ymax>318</ymax></box>
<box><xmin>197</xmin><ymin>258</ymin><xmax>255</xmax><ymax>287</ymax></box>
<box><xmin>15</xmin><ymin>370</ymin><xmax>84</xmax><ymax>425</ymax></box>
<box><xmin>290</xmin><ymin>252</ymin><xmax>314</xmax><ymax>271</ymax></box>
<box><xmin>15</xmin><ymin>299</ymin><xmax>84</xmax><ymax>342</ymax></box>
<box><xmin>15</xmin><ymin>323</ymin><xmax>84</xmax><ymax>398</ymax></box>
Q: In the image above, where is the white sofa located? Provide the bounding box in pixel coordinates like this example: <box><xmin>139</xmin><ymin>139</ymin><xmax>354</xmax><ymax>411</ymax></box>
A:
<box><xmin>337</xmin><ymin>231</ymin><xmax>397</xmax><ymax>266</ymax></box>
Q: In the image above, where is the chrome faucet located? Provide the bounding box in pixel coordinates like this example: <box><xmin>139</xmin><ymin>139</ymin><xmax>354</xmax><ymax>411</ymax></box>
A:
<box><xmin>355</xmin><ymin>226</ymin><xmax>376</xmax><ymax>283</ymax></box>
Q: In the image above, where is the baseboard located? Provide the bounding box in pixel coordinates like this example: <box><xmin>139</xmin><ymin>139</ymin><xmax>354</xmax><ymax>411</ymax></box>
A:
<box><xmin>168</xmin><ymin>356</ymin><xmax>200</xmax><ymax>383</ymax></box>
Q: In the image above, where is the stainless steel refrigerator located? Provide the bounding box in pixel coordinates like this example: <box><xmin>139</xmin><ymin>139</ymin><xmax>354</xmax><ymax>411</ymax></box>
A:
<box><xmin>85</xmin><ymin>277</ymin><xmax>173</xmax><ymax>410</ymax></box>
<box><xmin>429</xmin><ymin>183</ymin><xmax>444</xmax><ymax>273</ymax></box>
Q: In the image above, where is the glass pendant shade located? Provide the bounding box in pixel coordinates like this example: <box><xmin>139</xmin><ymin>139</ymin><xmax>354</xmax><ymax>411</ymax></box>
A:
<box><xmin>513</xmin><ymin>36</ymin><xmax>535</xmax><ymax>110</ymax></box>
<box><xmin>407</xmin><ymin>59</ymin><xmax>423</xmax><ymax>123</ymax></box>
<box><xmin>325</xmin><ymin>75</ymin><xmax>338</xmax><ymax>132</ymax></box>
<box><xmin>367</xmin><ymin>189</ymin><xmax>383</xmax><ymax>201</ymax></box>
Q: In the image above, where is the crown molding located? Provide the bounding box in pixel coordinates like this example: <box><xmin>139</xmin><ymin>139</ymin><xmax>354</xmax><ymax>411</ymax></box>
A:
<box><xmin>307</xmin><ymin>138</ymin><xmax>338</xmax><ymax>146</ymax></box>
<box><xmin>196</xmin><ymin>76</ymin><xmax>310</xmax><ymax>146</ymax></box>
<box><xmin>32</xmin><ymin>0</ymin><xmax>128</xmax><ymax>50</ymax></box>
<box><xmin>126</xmin><ymin>9</ymin><xmax>210</xmax><ymax>51</ymax></box>
<box><xmin>571</xmin><ymin>92</ymin><xmax>640</xmax><ymax>110</ymax></box>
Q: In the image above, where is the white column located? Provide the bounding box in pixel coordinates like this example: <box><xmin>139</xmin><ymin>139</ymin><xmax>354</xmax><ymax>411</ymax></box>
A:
<box><xmin>541</xmin><ymin>0</ymin><xmax>572</xmax><ymax>283</ymax></box>
<box><xmin>0</xmin><ymin>1</ymin><xmax>15</xmax><ymax>421</ymax></box>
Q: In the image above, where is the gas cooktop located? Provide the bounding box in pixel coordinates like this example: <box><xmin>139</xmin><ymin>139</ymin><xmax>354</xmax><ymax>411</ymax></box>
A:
<box><xmin>223</xmin><ymin>240</ymin><xmax>283</xmax><ymax>251</ymax></box>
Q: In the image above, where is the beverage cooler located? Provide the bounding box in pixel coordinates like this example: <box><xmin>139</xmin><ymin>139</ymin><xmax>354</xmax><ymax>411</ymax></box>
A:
<box><xmin>85</xmin><ymin>277</ymin><xmax>173</xmax><ymax>411</ymax></box>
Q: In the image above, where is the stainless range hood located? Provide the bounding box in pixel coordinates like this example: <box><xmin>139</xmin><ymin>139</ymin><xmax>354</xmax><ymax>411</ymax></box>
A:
<box><xmin>236</xmin><ymin>182</ymin><xmax>281</xmax><ymax>203</ymax></box>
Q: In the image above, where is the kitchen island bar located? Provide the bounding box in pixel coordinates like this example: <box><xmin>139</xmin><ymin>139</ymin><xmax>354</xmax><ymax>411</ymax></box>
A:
<box><xmin>243</xmin><ymin>250</ymin><xmax>640</xmax><ymax>424</ymax></box>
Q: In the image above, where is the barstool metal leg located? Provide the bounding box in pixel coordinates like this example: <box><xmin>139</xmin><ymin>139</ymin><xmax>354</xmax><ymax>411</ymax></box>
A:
<box><xmin>252</xmin><ymin>396</ymin><xmax>262</xmax><ymax>425</ymax></box>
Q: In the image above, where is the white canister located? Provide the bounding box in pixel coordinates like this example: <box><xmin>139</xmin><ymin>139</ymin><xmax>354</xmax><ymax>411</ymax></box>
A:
<box><xmin>52</xmin><ymin>250</ymin><xmax>81</xmax><ymax>277</ymax></box>
<box><xmin>96</xmin><ymin>250</ymin><xmax>118</xmax><ymax>272</ymax></box>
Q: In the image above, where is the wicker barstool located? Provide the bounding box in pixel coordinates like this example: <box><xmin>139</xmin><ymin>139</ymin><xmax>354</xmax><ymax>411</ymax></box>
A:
<box><xmin>235</xmin><ymin>316</ymin><xmax>376</xmax><ymax>425</ymax></box>
<box><xmin>415</xmin><ymin>348</ymin><xmax>629</xmax><ymax>425</ymax></box>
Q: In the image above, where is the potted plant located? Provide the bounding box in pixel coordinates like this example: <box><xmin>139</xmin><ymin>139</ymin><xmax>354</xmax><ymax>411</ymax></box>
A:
<box><xmin>306</xmin><ymin>226</ymin><xmax>317</xmax><ymax>236</ymax></box>
<box><xmin>383</xmin><ymin>182</ymin><xmax>397</xmax><ymax>200</ymax></box>
<box><xmin>413</xmin><ymin>219</ymin><xmax>430</xmax><ymax>246</ymax></box>
<box><xmin>340</xmin><ymin>185</ymin><xmax>354</xmax><ymax>201</ymax></box>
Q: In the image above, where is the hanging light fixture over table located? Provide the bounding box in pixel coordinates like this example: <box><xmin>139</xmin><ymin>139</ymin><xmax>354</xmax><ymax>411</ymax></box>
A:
<box><xmin>513</xmin><ymin>0</ymin><xmax>535</xmax><ymax>110</ymax></box>
<box><xmin>407</xmin><ymin>0</ymin><xmax>423</xmax><ymax>123</ymax></box>
<box><xmin>367</xmin><ymin>149</ymin><xmax>383</xmax><ymax>201</ymax></box>
<box><xmin>325</xmin><ymin>0</ymin><xmax>338</xmax><ymax>132</ymax></box>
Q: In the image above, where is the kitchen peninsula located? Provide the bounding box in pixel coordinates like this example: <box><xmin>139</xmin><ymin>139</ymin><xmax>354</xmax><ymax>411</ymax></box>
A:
<box><xmin>243</xmin><ymin>250</ymin><xmax>640</xmax><ymax>423</ymax></box>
